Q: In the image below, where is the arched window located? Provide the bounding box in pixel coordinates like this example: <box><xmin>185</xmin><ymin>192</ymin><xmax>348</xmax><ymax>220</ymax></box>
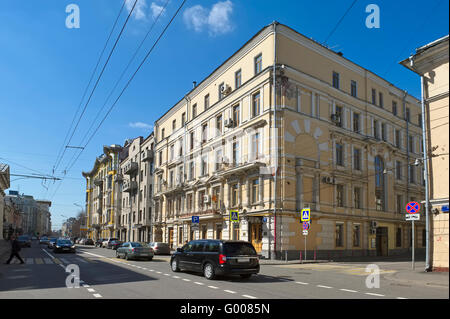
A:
<box><xmin>375</xmin><ymin>156</ymin><xmax>385</xmax><ymax>211</ymax></box>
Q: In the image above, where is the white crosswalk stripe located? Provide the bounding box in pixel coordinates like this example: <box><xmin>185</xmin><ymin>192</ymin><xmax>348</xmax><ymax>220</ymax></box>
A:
<box><xmin>43</xmin><ymin>258</ymin><xmax>53</xmax><ymax>264</ymax></box>
<box><xmin>25</xmin><ymin>258</ymin><xmax>34</xmax><ymax>264</ymax></box>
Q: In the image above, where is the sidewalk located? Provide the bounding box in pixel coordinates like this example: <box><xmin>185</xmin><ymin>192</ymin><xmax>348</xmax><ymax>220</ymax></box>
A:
<box><xmin>382</xmin><ymin>262</ymin><xmax>449</xmax><ymax>288</ymax></box>
<box><xmin>259</xmin><ymin>259</ymin><xmax>329</xmax><ymax>265</ymax></box>
<box><xmin>0</xmin><ymin>239</ymin><xmax>10</xmax><ymax>262</ymax></box>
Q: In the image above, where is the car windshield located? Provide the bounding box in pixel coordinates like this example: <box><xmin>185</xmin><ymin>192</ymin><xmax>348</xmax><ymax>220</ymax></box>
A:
<box><xmin>130</xmin><ymin>242</ymin><xmax>143</xmax><ymax>247</ymax></box>
<box><xmin>57</xmin><ymin>240</ymin><xmax>72</xmax><ymax>245</ymax></box>
<box><xmin>223</xmin><ymin>243</ymin><xmax>257</xmax><ymax>256</ymax></box>
<box><xmin>18</xmin><ymin>236</ymin><xmax>28</xmax><ymax>240</ymax></box>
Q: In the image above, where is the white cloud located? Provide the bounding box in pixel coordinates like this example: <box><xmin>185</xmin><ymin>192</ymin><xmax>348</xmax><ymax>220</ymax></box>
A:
<box><xmin>183</xmin><ymin>1</ymin><xmax>234</xmax><ymax>36</ymax></box>
<box><xmin>150</xmin><ymin>2</ymin><xmax>166</xmax><ymax>20</ymax></box>
<box><xmin>125</xmin><ymin>0</ymin><xmax>148</xmax><ymax>21</ymax></box>
<box><xmin>129</xmin><ymin>122</ymin><xmax>153</xmax><ymax>132</ymax></box>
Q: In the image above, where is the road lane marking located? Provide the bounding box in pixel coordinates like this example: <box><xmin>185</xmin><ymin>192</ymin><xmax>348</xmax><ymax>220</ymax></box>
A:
<box><xmin>93</xmin><ymin>294</ymin><xmax>102</xmax><ymax>298</ymax></box>
<box><xmin>172</xmin><ymin>276</ymin><xmax>180</xmax><ymax>278</ymax></box>
<box><xmin>87</xmin><ymin>288</ymin><xmax>95</xmax><ymax>293</ymax></box>
<box><xmin>317</xmin><ymin>285</ymin><xmax>333</xmax><ymax>289</ymax></box>
<box><xmin>194</xmin><ymin>282</ymin><xmax>204</xmax><ymax>285</ymax></box>
<box><xmin>43</xmin><ymin>258</ymin><xmax>53</xmax><ymax>264</ymax></box>
<box><xmin>208</xmin><ymin>285</ymin><xmax>218</xmax><ymax>289</ymax></box>
<box><xmin>82</xmin><ymin>284</ymin><xmax>90</xmax><ymax>288</ymax></box>
<box><xmin>53</xmin><ymin>258</ymin><xmax>62</xmax><ymax>264</ymax></box>
<box><xmin>224</xmin><ymin>290</ymin><xmax>236</xmax><ymax>294</ymax></box>
<box><xmin>295</xmin><ymin>282</ymin><xmax>309</xmax><ymax>285</ymax></box>
<box><xmin>183</xmin><ymin>279</ymin><xmax>191</xmax><ymax>282</ymax></box>
<box><xmin>397</xmin><ymin>297</ymin><xmax>407</xmax><ymax>299</ymax></box>
<box><xmin>156</xmin><ymin>271</ymin><xmax>162</xmax><ymax>274</ymax></box>
<box><xmin>164</xmin><ymin>273</ymin><xmax>170</xmax><ymax>276</ymax></box>
<box><xmin>242</xmin><ymin>295</ymin><xmax>257</xmax><ymax>299</ymax></box>
<box><xmin>365</xmin><ymin>292</ymin><xmax>385</xmax><ymax>297</ymax></box>
<box><xmin>340</xmin><ymin>289</ymin><xmax>358</xmax><ymax>293</ymax></box>
<box><xmin>25</xmin><ymin>258</ymin><xmax>34</xmax><ymax>264</ymax></box>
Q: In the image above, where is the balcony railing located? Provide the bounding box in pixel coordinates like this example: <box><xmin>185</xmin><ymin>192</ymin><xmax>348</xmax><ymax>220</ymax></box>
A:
<box><xmin>123</xmin><ymin>180</ymin><xmax>138</xmax><ymax>192</ymax></box>
<box><xmin>123</xmin><ymin>161</ymin><xmax>139</xmax><ymax>175</ymax></box>
<box><xmin>142</xmin><ymin>149</ymin><xmax>154</xmax><ymax>162</ymax></box>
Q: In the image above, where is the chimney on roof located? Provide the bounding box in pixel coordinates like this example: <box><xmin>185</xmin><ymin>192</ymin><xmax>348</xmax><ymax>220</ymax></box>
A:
<box><xmin>337</xmin><ymin>52</ymin><xmax>343</xmax><ymax>56</ymax></box>
<box><xmin>193</xmin><ymin>81</ymin><xmax>197</xmax><ymax>89</ymax></box>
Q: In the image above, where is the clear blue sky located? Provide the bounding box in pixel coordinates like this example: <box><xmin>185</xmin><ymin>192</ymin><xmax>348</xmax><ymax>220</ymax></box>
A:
<box><xmin>0</xmin><ymin>0</ymin><xmax>448</xmax><ymax>231</ymax></box>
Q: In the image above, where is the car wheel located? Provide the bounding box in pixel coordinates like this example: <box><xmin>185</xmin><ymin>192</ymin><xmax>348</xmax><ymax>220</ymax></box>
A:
<box><xmin>240</xmin><ymin>274</ymin><xmax>252</xmax><ymax>279</ymax></box>
<box><xmin>116</xmin><ymin>251</ymin><xmax>121</xmax><ymax>258</ymax></box>
<box><xmin>203</xmin><ymin>263</ymin><xmax>216</xmax><ymax>280</ymax></box>
<box><xmin>147</xmin><ymin>257</ymin><xmax>153</xmax><ymax>261</ymax></box>
<box><xmin>171</xmin><ymin>258</ymin><xmax>180</xmax><ymax>272</ymax></box>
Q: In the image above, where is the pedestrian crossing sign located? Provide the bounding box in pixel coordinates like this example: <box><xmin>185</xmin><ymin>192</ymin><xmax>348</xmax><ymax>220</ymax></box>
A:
<box><xmin>301</xmin><ymin>208</ymin><xmax>310</xmax><ymax>222</ymax></box>
<box><xmin>230</xmin><ymin>210</ymin><xmax>239</xmax><ymax>222</ymax></box>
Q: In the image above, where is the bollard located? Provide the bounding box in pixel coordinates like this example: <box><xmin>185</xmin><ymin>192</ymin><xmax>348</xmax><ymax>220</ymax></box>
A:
<box><xmin>314</xmin><ymin>249</ymin><xmax>316</xmax><ymax>261</ymax></box>
<box><xmin>300</xmin><ymin>251</ymin><xmax>303</xmax><ymax>263</ymax></box>
<box><xmin>285</xmin><ymin>250</ymin><xmax>288</xmax><ymax>263</ymax></box>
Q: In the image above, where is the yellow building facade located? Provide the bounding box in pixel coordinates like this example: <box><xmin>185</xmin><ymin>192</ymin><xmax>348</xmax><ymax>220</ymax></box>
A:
<box><xmin>82</xmin><ymin>145</ymin><xmax>122</xmax><ymax>240</ymax></box>
<box><xmin>152</xmin><ymin>22</ymin><xmax>425</xmax><ymax>259</ymax></box>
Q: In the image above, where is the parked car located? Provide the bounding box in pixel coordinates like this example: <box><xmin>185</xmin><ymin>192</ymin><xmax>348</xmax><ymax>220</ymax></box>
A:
<box><xmin>53</xmin><ymin>239</ymin><xmax>76</xmax><ymax>253</ymax></box>
<box><xmin>107</xmin><ymin>240</ymin><xmax>123</xmax><ymax>250</ymax></box>
<box><xmin>84</xmin><ymin>238</ymin><xmax>94</xmax><ymax>245</ymax></box>
<box><xmin>102</xmin><ymin>238</ymin><xmax>118</xmax><ymax>248</ymax></box>
<box><xmin>170</xmin><ymin>240</ymin><xmax>259</xmax><ymax>280</ymax></box>
<box><xmin>148</xmin><ymin>242</ymin><xmax>171</xmax><ymax>255</ymax></box>
<box><xmin>116</xmin><ymin>242</ymin><xmax>154</xmax><ymax>261</ymax></box>
<box><xmin>17</xmin><ymin>235</ymin><xmax>31</xmax><ymax>248</ymax></box>
<box><xmin>31</xmin><ymin>236</ymin><xmax>37</xmax><ymax>240</ymax></box>
<box><xmin>48</xmin><ymin>237</ymin><xmax>58</xmax><ymax>249</ymax></box>
<box><xmin>39</xmin><ymin>236</ymin><xmax>49</xmax><ymax>245</ymax></box>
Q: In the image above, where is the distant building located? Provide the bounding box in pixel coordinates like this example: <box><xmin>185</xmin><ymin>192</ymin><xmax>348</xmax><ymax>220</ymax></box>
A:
<box><xmin>0</xmin><ymin>163</ymin><xmax>11</xmax><ymax>240</ymax></box>
<box><xmin>401</xmin><ymin>35</ymin><xmax>449</xmax><ymax>272</ymax></box>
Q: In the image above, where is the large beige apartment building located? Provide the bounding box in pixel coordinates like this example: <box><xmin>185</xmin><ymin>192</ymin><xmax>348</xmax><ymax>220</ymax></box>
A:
<box><xmin>151</xmin><ymin>22</ymin><xmax>425</xmax><ymax>259</ymax></box>
<box><xmin>401</xmin><ymin>35</ymin><xmax>449</xmax><ymax>271</ymax></box>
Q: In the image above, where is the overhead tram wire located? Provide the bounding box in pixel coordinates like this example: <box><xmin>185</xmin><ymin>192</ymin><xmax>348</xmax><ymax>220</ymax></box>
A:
<box><xmin>323</xmin><ymin>0</ymin><xmax>358</xmax><ymax>45</ymax></box>
<box><xmin>51</xmin><ymin>0</ymin><xmax>128</xmax><ymax>180</ymax></box>
<box><xmin>71</xmin><ymin>0</ymin><xmax>170</xmax><ymax>164</ymax></box>
<box><xmin>50</xmin><ymin>0</ymin><xmax>187</xmax><ymax>202</ymax></box>
<box><xmin>48</xmin><ymin>0</ymin><xmax>140</xmax><ymax>201</ymax></box>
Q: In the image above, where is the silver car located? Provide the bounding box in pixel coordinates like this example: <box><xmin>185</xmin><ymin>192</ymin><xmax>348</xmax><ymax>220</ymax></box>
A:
<box><xmin>116</xmin><ymin>242</ymin><xmax>154</xmax><ymax>261</ymax></box>
<box><xmin>149</xmin><ymin>242</ymin><xmax>171</xmax><ymax>255</ymax></box>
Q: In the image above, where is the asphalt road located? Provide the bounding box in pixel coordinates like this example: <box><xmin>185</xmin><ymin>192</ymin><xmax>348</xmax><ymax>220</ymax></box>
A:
<box><xmin>0</xmin><ymin>242</ymin><xmax>447</xmax><ymax>299</ymax></box>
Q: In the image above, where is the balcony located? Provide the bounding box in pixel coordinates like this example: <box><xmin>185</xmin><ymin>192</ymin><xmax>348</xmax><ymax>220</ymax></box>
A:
<box><xmin>94</xmin><ymin>177</ymin><xmax>103</xmax><ymax>186</ymax></box>
<box><xmin>123</xmin><ymin>161</ymin><xmax>138</xmax><ymax>175</ymax></box>
<box><xmin>142</xmin><ymin>149</ymin><xmax>154</xmax><ymax>162</ymax></box>
<box><xmin>123</xmin><ymin>180</ymin><xmax>138</xmax><ymax>192</ymax></box>
<box><xmin>114</xmin><ymin>174</ymin><xmax>124</xmax><ymax>183</ymax></box>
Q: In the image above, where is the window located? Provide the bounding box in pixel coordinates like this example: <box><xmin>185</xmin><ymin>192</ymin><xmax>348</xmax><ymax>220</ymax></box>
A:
<box><xmin>335</xmin><ymin>105</ymin><xmax>343</xmax><ymax>127</ymax></box>
<box><xmin>392</xmin><ymin>101</ymin><xmax>398</xmax><ymax>116</ymax></box>
<box><xmin>190</xmin><ymin>131</ymin><xmax>194</xmax><ymax>150</ymax></box>
<box><xmin>178</xmin><ymin>227</ymin><xmax>183</xmax><ymax>244</ymax></box>
<box><xmin>232</xmin><ymin>105</ymin><xmax>240</xmax><ymax>127</ymax></box>
<box><xmin>396</xmin><ymin>228</ymin><xmax>402</xmax><ymax>247</ymax></box>
<box><xmin>204</xmin><ymin>94</ymin><xmax>210</xmax><ymax>110</ymax></box>
<box><xmin>336</xmin><ymin>184</ymin><xmax>344</xmax><ymax>207</ymax></box>
<box><xmin>373</xmin><ymin>120</ymin><xmax>379</xmax><ymax>139</ymax></box>
<box><xmin>192</xmin><ymin>103</ymin><xmax>197</xmax><ymax>119</ymax></box>
<box><xmin>409</xmin><ymin>135</ymin><xmax>414</xmax><ymax>153</ymax></box>
<box><xmin>353</xmin><ymin>112</ymin><xmax>360</xmax><ymax>133</ymax></box>
<box><xmin>381</xmin><ymin>123</ymin><xmax>387</xmax><ymax>141</ymax></box>
<box><xmin>336</xmin><ymin>223</ymin><xmax>344</xmax><ymax>247</ymax></box>
<box><xmin>187</xmin><ymin>193</ymin><xmax>193</xmax><ymax>211</ymax></box>
<box><xmin>161</xmin><ymin>128</ymin><xmax>165</xmax><ymax>140</ymax></box>
<box><xmin>353</xmin><ymin>148</ymin><xmax>361</xmax><ymax>170</ymax></box>
<box><xmin>254</xmin><ymin>54</ymin><xmax>262</xmax><ymax>74</ymax></box>
<box><xmin>218</xmin><ymin>83</ymin><xmax>224</xmax><ymax>100</ymax></box>
<box><xmin>235</xmin><ymin>69</ymin><xmax>242</xmax><ymax>89</ymax></box>
<box><xmin>181</xmin><ymin>112</ymin><xmax>186</xmax><ymax>126</ymax></box>
<box><xmin>159</xmin><ymin>151</ymin><xmax>163</xmax><ymax>166</ymax></box>
<box><xmin>231</xmin><ymin>184</ymin><xmax>239</xmax><ymax>206</ymax></box>
<box><xmin>252</xmin><ymin>132</ymin><xmax>260</xmax><ymax>160</ymax></box>
<box><xmin>372</xmin><ymin>89</ymin><xmax>376</xmax><ymax>105</ymax></box>
<box><xmin>375</xmin><ymin>156</ymin><xmax>385</xmax><ymax>211</ymax></box>
<box><xmin>202</xmin><ymin>123</ymin><xmax>208</xmax><ymax>144</ymax></box>
<box><xmin>232</xmin><ymin>138</ymin><xmax>239</xmax><ymax>165</ymax></box>
<box><xmin>169</xmin><ymin>170</ymin><xmax>174</xmax><ymax>187</ymax></box>
<box><xmin>172</xmin><ymin>119</ymin><xmax>176</xmax><ymax>131</ymax></box>
<box><xmin>178</xmin><ymin>138</ymin><xmax>183</xmax><ymax>157</ymax></box>
<box><xmin>379</xmin><ymin>92</ymin><xmax>384</xmax><ymax>108</ymax></box>
<box><xmin>332</xmin><ymin>71</ymin><xmax>340</xmax><ymax>89</ymax></box>
<box><xmin>215</xmin><ymin>148</ymin><xmax>223</xmax><ymax>171</ymax></box>
<box><xmin>353</xmin><ymin>224</ymin><xmax>361</xmax><ymax>247</ymax></box>
<box><xmin>405</xmin><ymin>107</ymin><xmax>410</xmax><ymax>122</ymax></box>
<box><xmin>216</xmin><ymin>115</ymin><xmax>222</xmax><ymax>136</ymax></box>
<box><xmin>418</xmin><ymin>114</ymin><xmax>422</xmax><ymax>128</ymax></box>
<box><xmin>396</xmin><ymin>194</ymin><xmax>403</xmax><ymax>214</ymax></box>
<box><xmin>201</xmin><ymin>156</ymin><xmax>208</xmax><ymax>176</ymax></box>
<box><xmin>251</xmin><ymin>179</ymin><xmax>259</xmax><ymax>204</ymax></box>
<box><xmin>395</xmin><ymin>129</ymin><xmax>401</xmax><ymax>148</ymax></box>
<box><xmin>396</xmin><ymin>161</ymin><xmax>402</xmax><ymax>180</ymax></box>
<box><xmin>170</xmin><ymin>144</ymin><xmax>174</xmax><ymax>161</ymax></box>
<box><xmin>189</xmin><ymin>161</ymin><xmax>194</xmax><ymax>180</ymax></box>
<box><xmin>409</xmin><ymin>164</ymin><xmax>415</xmax><ymax>183</ymax></box>
<box><xmin>422</xmin><ymin>229</ymin><xmax>426</xmax><ymax>247</ymax></box>
<box><xmin>336</xmin><ymin>143</ymin><xmax>344</xmax><ymax>166</ymax></box>
<box><xmin>252</xmin><ymin>91</ymin><xmax>261</xmax><ymax>117</ymax></box>
<box><xmin>199</xmin><ymin>190</ymin><xmax>206</xmax><ymax>210</ymax></box>
<box><xmin>215</xmin><ymin>224</ymin><xmax>222</xmax><ymax>240</ymax></box>
<box><xmin>351</xmin><ymin>80</ymin><xmax>357</xmax><ymax>97</ymax></box>
<box><xmin>206</xmin><ymin>241</ymin><xmax>220</xmax><ymax>252</ymax></box>
<box><xmin>354</xmin><ymin>187</ymin><xmax>361</xmax><ymax>209</ymax></box>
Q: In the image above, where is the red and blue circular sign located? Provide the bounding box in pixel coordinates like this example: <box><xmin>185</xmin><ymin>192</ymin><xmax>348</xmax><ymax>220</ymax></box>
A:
<box><xmin>406</xmin><ymin>201</ymin><xmax>420</xmax><ymax>214</ymax></box>
<box><xmin>302</xmin><ymin>222</ymin><xmax>310</xmax><ymax>230</ymax></box>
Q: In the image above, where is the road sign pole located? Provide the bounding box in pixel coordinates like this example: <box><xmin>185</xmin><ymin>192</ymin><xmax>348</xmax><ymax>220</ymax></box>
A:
<box><xmin>304</xmin><ymin>235</ymin><xmax>307</xmax><ymax>261</ymax></box>
<box><xmin>412</xmin><ymin>220</ymin><xmax>415</xmax><ymax>270</ymax></box>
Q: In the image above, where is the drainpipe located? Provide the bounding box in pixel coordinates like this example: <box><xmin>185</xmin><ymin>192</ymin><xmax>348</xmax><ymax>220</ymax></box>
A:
<box><xmin>272</xmin><ymin>21</ymin><xmax>278</xmax><ymax>260</ymax></box>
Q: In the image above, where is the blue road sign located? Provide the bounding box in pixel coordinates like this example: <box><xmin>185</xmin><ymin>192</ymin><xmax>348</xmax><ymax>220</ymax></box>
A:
<box><xmin>262</xmin><ymin>217</ymin><xmax>267</xmax><ymax>223</ymax></box>
<box><xmin>406</xmin><ymin>202</ymin><xmax>420</xmax><ymax>214</ymax></box>
<box><xmin>301</xmin><ymin>208</ymin><xmax>310</xmax><ymax>222</ymax></box>
<box><xmin>442</xmin><ymin>205</ymin><xmax>449</xmax><ymax>213</ymax></box>
<box><xmin>192</xmin><ymin>216</ymin><xmax>199</xmax><ymax>224</ymax></box>
<box><xmin>230</xmin><ymin>210</ymin><xmax>239</xmax><ymax>222</ymax></box>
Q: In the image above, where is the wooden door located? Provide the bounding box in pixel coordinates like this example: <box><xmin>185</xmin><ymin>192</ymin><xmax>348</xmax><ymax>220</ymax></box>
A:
<box><xmin>250</xmin><ymin>223</ymin><xmax>262</xmax><ymax>253</ymax></box>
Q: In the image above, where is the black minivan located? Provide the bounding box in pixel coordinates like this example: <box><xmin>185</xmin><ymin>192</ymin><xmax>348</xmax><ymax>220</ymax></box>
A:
<box><xmin>170</xmin><ymin>240</ymin><xmax>259</xmax><ymax>280</ymax></box>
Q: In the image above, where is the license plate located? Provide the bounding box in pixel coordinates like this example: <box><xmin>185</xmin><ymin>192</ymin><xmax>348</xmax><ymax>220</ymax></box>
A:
<box><xmin>63</xmin><ymin>248</ymin><xmax>69</xmax><ymax>250</ymax></box>
<box><xmin>237</xmin><ymin>258</ymin><xmax>249</xmax><ymax>263</ymax></box>
<box><xmin>141</xmin><ymin>253</ymin><xmax>149</xmax><ymax>256</ymax></box>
